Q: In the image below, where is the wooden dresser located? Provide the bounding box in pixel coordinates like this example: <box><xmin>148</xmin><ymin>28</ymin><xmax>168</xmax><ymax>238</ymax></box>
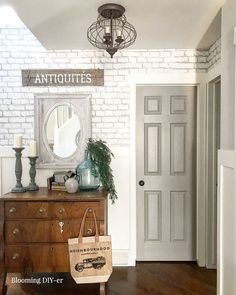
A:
<box><xmin>0</xmin><ymin>188</ymin><xmax>107</xmax><ymax>295</ymax></box>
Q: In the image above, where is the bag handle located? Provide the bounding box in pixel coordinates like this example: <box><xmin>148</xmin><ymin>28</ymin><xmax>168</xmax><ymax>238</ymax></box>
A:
<box><xmin>78</xmin><ymin>207</ymin><xmax>99</xmax><ymax>243</ymax></box>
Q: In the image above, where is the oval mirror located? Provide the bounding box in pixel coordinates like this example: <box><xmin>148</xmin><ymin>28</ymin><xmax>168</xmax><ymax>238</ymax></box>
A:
<box><xmin>45</xmin><ymin>104</ymin><xmax>81</xmax><ymax>158</ymax></box>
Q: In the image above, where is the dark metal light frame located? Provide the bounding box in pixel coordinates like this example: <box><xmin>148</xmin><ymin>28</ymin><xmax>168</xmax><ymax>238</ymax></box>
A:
<box><xmin>87</xmin><ymin>3</ymin><xmax>137</xmax><ymax>58</ymax></box>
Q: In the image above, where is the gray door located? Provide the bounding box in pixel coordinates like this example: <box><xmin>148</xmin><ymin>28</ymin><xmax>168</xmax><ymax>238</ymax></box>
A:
<box><xmin>136</xmin><ymin>85</ymin><xmax>197</xmax><ymax>261</ymax></box>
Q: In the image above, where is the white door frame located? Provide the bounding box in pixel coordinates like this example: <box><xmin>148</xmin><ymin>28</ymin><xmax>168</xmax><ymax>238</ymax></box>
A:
<box><xmin>129</xmin><ymin>72</ymin><xmax>207</xmax><ymax>266</ymax></box>
<box><xmin>217</xmin><ymin>26</ymin><xmax>236</xmax><ymax>295</ymax></box>
<box><xmin>206</xmin><ymin>75</ymin><xmax>221</xmax><ymax>269</ymax></box>
<box><xmin>216</xmin><ymin>26</ymin><xmax>236</xmax><ymax>295</ymax></box>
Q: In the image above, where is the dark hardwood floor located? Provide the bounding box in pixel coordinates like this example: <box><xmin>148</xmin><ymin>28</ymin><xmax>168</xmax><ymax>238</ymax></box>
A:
<box><xmin>5</xmin><ymin>262</ymin><xmax>216</xmax><ymax>295</ymax></box>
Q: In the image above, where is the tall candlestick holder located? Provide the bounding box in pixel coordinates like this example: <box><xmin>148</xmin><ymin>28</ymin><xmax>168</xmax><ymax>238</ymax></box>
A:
<box><xmin>12</xmin><ymin>147</ymin><xmax>26</xmax><ymax>193</ymax></box>
<box><xmin>26</xmin><ymin>156</ymin><xmax>39</xmax><ymax>191</ymax></box>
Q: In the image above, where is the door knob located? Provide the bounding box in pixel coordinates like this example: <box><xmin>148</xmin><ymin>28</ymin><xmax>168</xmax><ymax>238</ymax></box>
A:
<box><xmin>139</xmin><ymin>180</ymin><xmax>145</xmax><ymax>186</ymax></box>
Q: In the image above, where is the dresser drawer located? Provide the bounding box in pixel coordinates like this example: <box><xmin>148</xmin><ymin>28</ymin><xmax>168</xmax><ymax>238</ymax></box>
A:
<box><xmin>5</xmin><ymin>245</ymin><xmax>70</xmax><ymax>272</ymax></box>
<box><xmin>5</xmin><ymin>202</ymin><xmax>49</xmax><ymax>219</ymax></box>
<box><xmin>5</xmin><ymin>221</ymin><xmax>51</xmax><ymax>243</ymax></box>
<box><xmin>51</xmin><ymin>202</ymin><xmax>102</xmax><ymax>219</ymax></box>
<box><xmin>5</xmin><ymin>245</ymin><xmax>53</xmax><ymax>271</ymax></box>
<box><xmin>1</xmin><ymin>188</ymin><xmax>108</xmax><ymax>275</ymax></box>
<box><xmin>51</xmin><ymin>219</ymin><xmax>103</xmax><ymax>242</ymax></box>
<box><xmin>51</xmin><ymin>244</ymin><xmax>70</xmax><ymax>271</ymax></box>
<box><xmin>5</xmin><ymin>219</ymin><xmax>104</xmax><ymax>243</ymax></box>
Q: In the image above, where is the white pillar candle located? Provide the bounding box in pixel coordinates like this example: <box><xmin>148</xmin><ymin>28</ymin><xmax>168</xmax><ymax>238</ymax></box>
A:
<box><xmin>117</xmin><ymin>29</ymin><xmax>121</xmax><ymax>37</ymax></box>
<box><xmin>29</xmin><ymin>140</ymin><xmax>37</xmax><ymax>157</ymax></box>
<box><xmin>14</xmin><ymin>134</ymin><xmax>23</xmax><ymax>148</ymax></box>
<box><xmin>105</xmin><ymin>26</ymin><xmax>110</xmax><ymax>34</ymax></box>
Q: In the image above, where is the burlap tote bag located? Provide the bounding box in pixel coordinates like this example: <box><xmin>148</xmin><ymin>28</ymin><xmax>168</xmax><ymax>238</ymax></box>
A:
<box><xmin>68</xmin><ymin>207</ymin><xmax>112</xmax><ymax>284</ymax></box>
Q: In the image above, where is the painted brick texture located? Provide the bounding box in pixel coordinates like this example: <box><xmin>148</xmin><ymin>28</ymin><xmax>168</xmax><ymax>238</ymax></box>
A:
<box><xmin>207</xmin><ymin>38</ymin><xmax>221</xmax><ymax>70</ymax></box>
<box><xmin>0</xmin><ymin>22</ymin><xmax>221</xmax><ymax>146</ymax></box>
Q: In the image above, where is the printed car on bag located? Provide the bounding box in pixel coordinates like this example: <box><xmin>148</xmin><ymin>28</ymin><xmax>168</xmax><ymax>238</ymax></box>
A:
<box><xmin>75</xmin><ymin>256</ymin><xmax>106</xmax><ymax>272</ymax></box>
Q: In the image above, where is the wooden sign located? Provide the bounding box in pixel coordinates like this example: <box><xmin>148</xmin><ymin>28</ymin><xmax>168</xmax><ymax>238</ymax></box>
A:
<box><xmin>22</xmin><ymin>69</ymin><xmax>104</xmax><ymax>87</ymax></box>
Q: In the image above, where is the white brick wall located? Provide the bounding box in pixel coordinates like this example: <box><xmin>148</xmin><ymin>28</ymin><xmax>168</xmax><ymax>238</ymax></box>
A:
<box><xmin>0</xmin><ymin>22</ymin><xmax>220</xmax><ymax>146</ymax></box>
<box><xmin>207</xmin><ymin>38</ymin><xmax>221</xmax><ymax>71</ymax></box>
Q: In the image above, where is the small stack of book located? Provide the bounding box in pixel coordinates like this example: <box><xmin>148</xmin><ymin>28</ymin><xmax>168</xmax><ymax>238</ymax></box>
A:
<box><xmin>47</xmin><ymin>171</ymin><xmax>67</xmax><ymax>191</ymax></box>
<box><xmin>50</xmin><ymin>181</ymin><xmax>66</xmax><ymax>192</ymax></box>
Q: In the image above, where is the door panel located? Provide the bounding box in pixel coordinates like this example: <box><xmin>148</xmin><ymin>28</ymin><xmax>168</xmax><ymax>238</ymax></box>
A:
<box><xmin>144</xmin><ymin>191</ymin><xmax>162</xmax><ymax>241</ymax></box>
<box><xmin>170</xmin><ymin>191</ymin><xmax>186</xmax><ymax>241</ymax></box>
<box><xmin>144</xmin><ymin>124</ymin><xmax>161</xmax><ymax>175</ymax></box>
<box><xmin>137</xmin><ymin>85</ymin><xmax>196</xmax><ymax>261</ymax></box>
<box><xmin>170</xmin><ymin>123</ymin><xmax>186</xmax><ymax>174</ymax></box>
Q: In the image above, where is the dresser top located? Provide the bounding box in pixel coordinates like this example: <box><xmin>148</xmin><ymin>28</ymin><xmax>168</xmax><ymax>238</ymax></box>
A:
<box><xmin>0</xmin><ymin>187</ymin><xmax>107</xmax><ymax>201</ymax></box>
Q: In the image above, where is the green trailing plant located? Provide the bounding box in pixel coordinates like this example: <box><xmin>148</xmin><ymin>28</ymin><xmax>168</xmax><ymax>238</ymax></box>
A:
<box><xmin>86</xmin><ymin>138</ymin><xmax>118</xmax><ymax>204</ymax></box>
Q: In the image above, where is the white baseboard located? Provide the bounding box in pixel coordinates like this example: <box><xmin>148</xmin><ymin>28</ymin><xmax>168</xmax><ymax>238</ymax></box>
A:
<box><xmin>112</xmin><ymin>250</ymin><xmax>130</xmax><ymax>266</ymax></box>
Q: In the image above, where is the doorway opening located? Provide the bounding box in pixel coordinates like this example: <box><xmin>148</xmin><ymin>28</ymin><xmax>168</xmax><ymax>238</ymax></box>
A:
<box><xmin>206</xmin><ymin>76</ymin><xmax>221</xmax><ymax>269</ymax></box>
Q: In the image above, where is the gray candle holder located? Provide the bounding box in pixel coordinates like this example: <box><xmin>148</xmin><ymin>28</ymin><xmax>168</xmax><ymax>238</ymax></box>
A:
<box><xmin>12</xmin><ymin>147</ymin><xmax>26</xmax><ymax>193</ymax></box>
<box><xmin>26</xmin><ymin>157</ymin><xmax>39</xmax><ymax>191</ymax></box>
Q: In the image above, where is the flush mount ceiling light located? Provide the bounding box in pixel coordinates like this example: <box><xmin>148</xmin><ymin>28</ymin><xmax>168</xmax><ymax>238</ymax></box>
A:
<box><xmin>87</xmin><ymin>3</ymin><xmax>137</xmax><ymax>58</ymax></box>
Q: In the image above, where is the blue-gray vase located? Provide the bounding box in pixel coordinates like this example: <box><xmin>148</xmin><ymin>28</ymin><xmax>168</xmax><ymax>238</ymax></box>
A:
<box><xmin>76</xmin><ymin>152</ymin><xmax>100</xmax><ymax>191</ymax></box>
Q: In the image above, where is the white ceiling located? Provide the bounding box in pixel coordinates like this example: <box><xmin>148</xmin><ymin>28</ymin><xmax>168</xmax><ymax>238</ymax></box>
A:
<box><xmin>198</xmin><ymin>9</ymin><xmax>222</xmax><ymax>50</ymax></box>
<box><xmin>1</xmin><ymin>0</ymin><xmax>225</xmax><ymax>50</ymax></box>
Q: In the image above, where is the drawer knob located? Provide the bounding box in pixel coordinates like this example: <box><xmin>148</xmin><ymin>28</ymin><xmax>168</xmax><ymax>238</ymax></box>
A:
<box><xmin>38</xmin><ymin>208</ymin><xmax>46</xmax><ymax>213</ymax></box>
<box><xmin>88</xmin><ymin>208</ymin><xmax>93</xmax><ymax>213</ymax></box>
<box><xmin>9</xmin><ymin>207</ymin><xmax>16</xmax><ymax>213</ymax></box>
<box><xmin>12</xmin><ymin>228</ymin><xmax>20</xmax><ymax>235</ymax></box>
<box><xmin>86</xmin><ymin>228</ymin><xmax>92</xmax><ymax>235</ymax></box>
<box><xmin>12</xmin><ymin>253</ymin><xmax>20</xmax><ymax>260</ymax></box>
<box><xmin>58</xmin><ymin>208</ymin><xmax>65</xmax><ymax>214</ymax></box>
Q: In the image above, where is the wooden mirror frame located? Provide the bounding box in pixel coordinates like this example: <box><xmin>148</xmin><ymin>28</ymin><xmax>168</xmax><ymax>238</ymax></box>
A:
<box><xmin>35</xmin><ymin>93</ymin><xmax>91</xmax><ymax>169</ymax></box>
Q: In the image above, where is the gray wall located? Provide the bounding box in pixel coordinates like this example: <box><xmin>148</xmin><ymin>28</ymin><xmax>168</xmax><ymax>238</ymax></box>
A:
<box><xmin>221</xmin><ymin>0</ymin><xmax>236</xmax><ymax>149</ymax></box>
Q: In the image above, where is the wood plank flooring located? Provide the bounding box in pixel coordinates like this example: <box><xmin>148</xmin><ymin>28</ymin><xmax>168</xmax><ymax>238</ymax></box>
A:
<box><xmin>6</xmin><ymin>262</ymin><xmax>216</xmax><ymax>295</ymax></box>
